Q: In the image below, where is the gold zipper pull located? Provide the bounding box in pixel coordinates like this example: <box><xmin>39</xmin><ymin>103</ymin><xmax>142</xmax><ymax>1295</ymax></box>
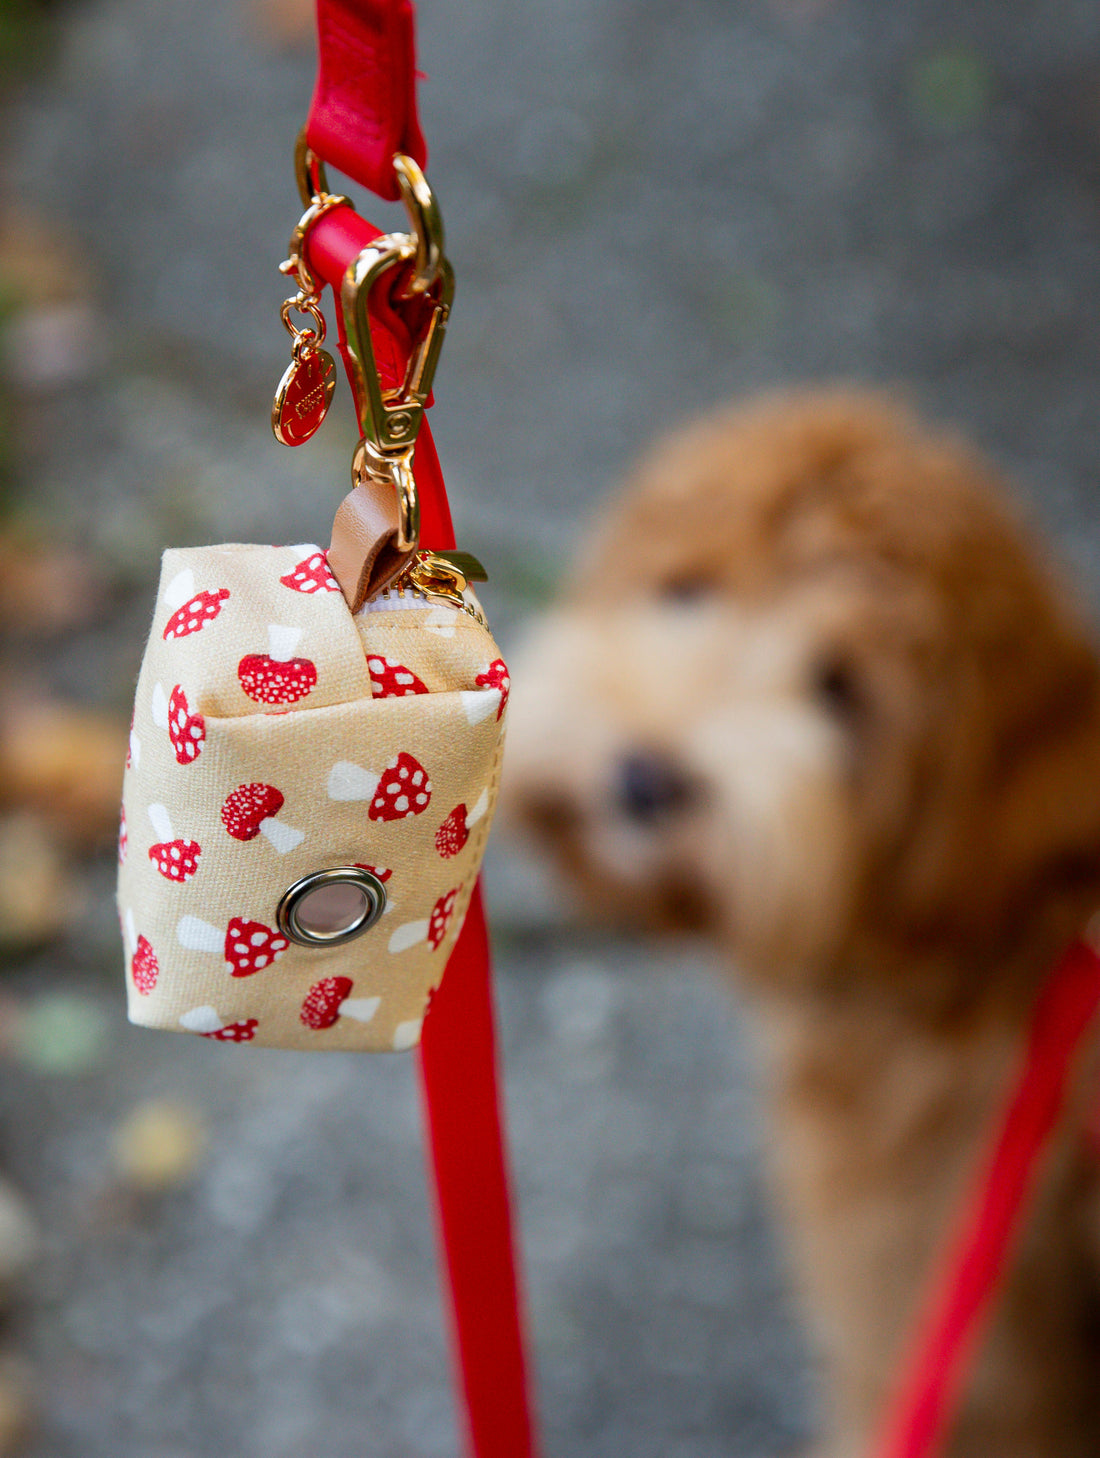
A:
<box><xmin>401</xmin><ymin>549</ymin><xmax>488</xmax><ymax>613</ymax></box>
<box><xmin>428</xmin><ymin>550</ymin><xmax>488</xmax><ymax>583</ymax></box>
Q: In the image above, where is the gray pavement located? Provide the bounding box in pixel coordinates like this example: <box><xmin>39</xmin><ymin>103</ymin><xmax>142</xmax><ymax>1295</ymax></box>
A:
<box><xmin>2</xmin><ymin>0</ymin><xmax>1100</xmax><ymax>1453</ymax></box>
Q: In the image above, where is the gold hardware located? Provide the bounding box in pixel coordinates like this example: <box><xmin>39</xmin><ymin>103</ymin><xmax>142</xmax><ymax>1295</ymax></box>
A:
<box><xmin>271</xmin><ymin>347</ymin><xmax>337</xmax><ymax>448</ymax></box>
<box><xmin>282</xmin><ymin>135</ymin><xmax>457</xmax><ymax>572</ymax></box>
<box><xmin>280</xmin><ymin>190</ymin><xmax>353</xmax><ymax>298</ymax></box>
<box><xmin>393</xmin><ymin>154</ymin><xmax>444</xmax><ymax>294</ymax></box>
<box><xmin>351</xmin><ymin>438</ymin><xmax>421</xmax><ymax>554</ymax></box>
<box><xmin>428</xmin><ymin>550</ymin><xmax>489</xmax><ymax>584</ymax></box>
<box><xmin>280</xmin><ymin>295</ymin><xmax>327</xmax><ymax>346</ymax></box>
<box><xmin>272</xmin><ymin>183</ymin><xmax>351</xmax><ymax>448</ymax></box>
<box><xmin>399</xmin><ymin>549</ymin><xmax>489</xmax><ymax>616</ymax></box>
<box><xmin>294</xmin><ymin>131</ymin><xmax>331</xmax><ymax>209</ymax></box>
<box><xmin>338</xmin><ymin>164</ymin><xmax>454</xmax><ymax>554</ymax></box>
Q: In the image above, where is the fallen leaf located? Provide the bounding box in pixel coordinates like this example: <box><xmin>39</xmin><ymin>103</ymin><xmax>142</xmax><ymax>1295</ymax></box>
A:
<box><xmin>0</xmin><ymin>206</ymin><xmax>90</xmax><ymax>307</ymax></box>
<box><xmin>0</xmin><ymin>813</ymin><xmax>78</xmax><ymax>948</ymax></box>
<box><xmin>10</xmin><ymin>992</ymin><xmax>109</xmax><ymax>1075</ymax></box>
<box><xmin>0</xmin><ymin>533</ymin><xmax>106</xmax><ymax>634</ymax></box>
<box><xmin>0</xmin><ymin>703</ymin><xmax>125</xmax><ymax>847</ymax></box>
<box><xmin>111</xmin><ymin>1100</ymin><xmax>207</xmax><ymax>1192</ymax></box>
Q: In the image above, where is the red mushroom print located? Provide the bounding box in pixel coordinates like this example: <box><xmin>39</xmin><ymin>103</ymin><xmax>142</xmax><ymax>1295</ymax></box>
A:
<box><xmin>131</xmin><ymin>935</ymin><xmax>159</xmax><ymax>995</ymax></box>
<box><xmin>435</xmin><ymin>804</ymin><xmax>469</xmax><ymax>859</ymax></box>
<box><xmin>148</xmin><ymin>839</ymin><xmax>202</xmax><ymax>882</ymax></box>
<box><xmin>369</xmin><ymin>751</ymin><xmax>432</xmax><ymax>822</ymax></box>
<box><xmin>179</xmin><ymin>1005</ymin><xmax>260</xmax><ymax>1042</ymax></box>
<box><xmin>220</xmin><ymin>783</ymin><xmax>303</xmax><ymax>853</ymax></box>
<box><xmin>163</xmin><ymin>587</ymin><xmax>231</xmax><ymax>641</ymax></box>
<box><xmin>300</xmin><ymin>976</ymin><xmax>354</xmax><ymax>1030</ymax></box>
<box><xmin>224</xmin><ymin>916</ymin><xmax>289</xmax><ymax>977</ymax></box>
<box><xmin>388</xmin><ymin>891</ymin><xmax>460</xmax><ymax>958</ymax></box>
<box><xmin>118</xmin><ymin>807</ymin><xmax>128</xmax><ymax>865</ymax></box>
<box><xmin>147</xmin><ymin>803</ymin><xmax>202</xmax><ymax>882</ymax></box>
<box><xmin>168</xmin><ymin>685</ymin><xmax>205</xmax><ymax>765</ymax></box>
<box><xmin>238</xmin><ymin>625</ymin><xmax>318</xmax><ymax>706</ymax></box>
<box><xmin>367</xmin><ymin>656</ymin><xmax>429</xmax><ymax>698</ymax></box>
<box><xmin>221</xmin><ymin>783</ymin><xmax>282</xmax><ymax>840</ymax></box>
<box><xmin>280</xmin><ymin>548</ymin><xmax>340</xmax><ymax>594</ymax></box>
<box><xmin>475</xmin><ymin>658</ymin><xmax>511</xmax><ymax>720</ymax></box>
<box><xmin>428</xmin><ymin>888</ymin><xmax>459</xmax><ymax>950</ymax></box>
<box><xmin>354</xmin><ymin>863</ymin><xmax>392</xmax><ymax>884</ymax></box>
<box><xmin>204</xmin><ymin>1020</ymin><xmax>259</xmax><ymax>1043</ymax></box>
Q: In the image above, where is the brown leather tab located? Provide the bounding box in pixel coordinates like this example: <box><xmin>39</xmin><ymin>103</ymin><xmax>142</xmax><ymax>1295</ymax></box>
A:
<box><xmin>328</xmin><ymin>478</ymin><xmax>416</xmax><ymax>612</ymax></box>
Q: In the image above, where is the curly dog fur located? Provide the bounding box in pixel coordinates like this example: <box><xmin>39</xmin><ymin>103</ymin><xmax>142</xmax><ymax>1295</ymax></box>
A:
<box><xmin>503</xmin><ymin>390</ymin><xmax>1100</xmax><ymax>1457</ymax></box>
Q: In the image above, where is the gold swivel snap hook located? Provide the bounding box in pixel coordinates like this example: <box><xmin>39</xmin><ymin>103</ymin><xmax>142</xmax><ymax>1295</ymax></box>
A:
<box><xmin>339</xmin><ymin>154</ymin><xmax>455</xmax><ymax>555</ymax></box>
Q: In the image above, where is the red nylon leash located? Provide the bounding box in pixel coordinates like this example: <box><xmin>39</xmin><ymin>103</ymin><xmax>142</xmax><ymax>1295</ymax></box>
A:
<box><xmin>306</xmin><ymin>0</ymin><xmax>426</xmax><ymax>201</ymax></box>
<box><xmin>301</xmin><ymin>7</ymin><xmax>539</xmax><ymax>1456</ymax></box>
<box><xmin>872</xmin><ymin>939</ymin><xmax>1100</xmax><ymax>1458</ymax></box>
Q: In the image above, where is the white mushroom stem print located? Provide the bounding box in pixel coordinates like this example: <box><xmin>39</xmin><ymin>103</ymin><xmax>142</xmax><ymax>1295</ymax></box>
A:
<box><xmin>179</xmin><ymin>1006</ymin><xmax>259</xmax><ymax>1042</ymax></box>
<box><xmin>388</xmin><ymin>888</ymin><xmax>459</xmax><ymax>954</ymax></box>
<box><xmin>327</xmin><ymin>761</ymin><xmax>380</xmax><ymax>802</ymax></box>
<box><xmin>175</xmin><ymin>914</ymin><xmax>289</xmax><ymax>977</ymax></box>
<box><xmin>146</xmin><ymin>803</ymin><xmax>202</xmax><ymax>882</ymax></box>
<box><xmin>150</xmin><ymin>682</ymin><xmax>170</xmax><ymax>730</ymax></box>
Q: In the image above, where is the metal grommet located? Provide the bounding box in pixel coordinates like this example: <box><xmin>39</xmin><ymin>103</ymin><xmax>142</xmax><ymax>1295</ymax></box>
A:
<box><xmin>276</xmin><ymin>866</ymin><xmax>387</xmax><ymax>948</ymax></box>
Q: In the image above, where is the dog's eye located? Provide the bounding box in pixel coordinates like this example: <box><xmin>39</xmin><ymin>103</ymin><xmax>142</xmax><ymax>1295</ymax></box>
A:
<box><xmin>811</xmin><ymin>655</ymin><xmax>864</xmax><ymax>723</ymax></box>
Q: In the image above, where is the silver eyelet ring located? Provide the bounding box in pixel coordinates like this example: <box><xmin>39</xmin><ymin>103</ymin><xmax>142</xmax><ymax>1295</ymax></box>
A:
<box><xmin>276</xmin><ymin>866</ymin><xmax>388</xmax><ymax>948</ymax></box>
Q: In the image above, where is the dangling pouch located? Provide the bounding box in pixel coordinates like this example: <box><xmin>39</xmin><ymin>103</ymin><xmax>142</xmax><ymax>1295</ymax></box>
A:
<box><xmin>118</xmin><ymin>528</ymin><xmax>508</xmax><ymax>1052</ymax></box>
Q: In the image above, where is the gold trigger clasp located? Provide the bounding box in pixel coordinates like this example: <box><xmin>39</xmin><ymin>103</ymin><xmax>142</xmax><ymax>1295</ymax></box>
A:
<box><xmin>339</xmin><ymin>154</ymin><xmax>453</xmax><ymax>555</ymax></box>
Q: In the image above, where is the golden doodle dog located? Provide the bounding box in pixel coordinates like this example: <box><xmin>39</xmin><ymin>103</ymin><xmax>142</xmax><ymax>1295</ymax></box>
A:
<box><xmin>504</xmin><ymin>390</ymin><xmax>1100</xmax><ymax>1458</ymax></box>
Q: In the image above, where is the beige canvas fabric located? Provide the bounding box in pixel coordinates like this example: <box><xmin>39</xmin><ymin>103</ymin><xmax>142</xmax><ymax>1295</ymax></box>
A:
<box><xmin>117</xmin><ymin>543</ymin><xmax>508</xmax><ymax>1052</ymax></box>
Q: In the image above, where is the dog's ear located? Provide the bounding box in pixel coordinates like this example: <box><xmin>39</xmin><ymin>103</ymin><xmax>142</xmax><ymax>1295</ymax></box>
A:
<box><xmin>876</xmin><ymin>550</ymin><xmax>1100</xmax><ymax>975</ymax></box>
<box><xmin>972</xmin><ymin>603</ymin><xmax>1100</xmax><ymax>952</ymax></box>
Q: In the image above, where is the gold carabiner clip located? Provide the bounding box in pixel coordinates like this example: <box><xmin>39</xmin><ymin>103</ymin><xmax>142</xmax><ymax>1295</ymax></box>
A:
<box><xmin>339</xmin><ymin>155</ymin><xmax>454</xmax><ymax>554</ymax></box>
<box><xmin>295</xmin><ymin>132</ymin><xmax>332</xmax><ymax>209</ymax></box>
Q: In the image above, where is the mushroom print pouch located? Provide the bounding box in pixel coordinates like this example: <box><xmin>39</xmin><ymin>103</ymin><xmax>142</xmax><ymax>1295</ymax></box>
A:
<box><xmin>117</xmin><ymin>540</ymin><xmax>509</xmax><ymax>1052</ymax></box>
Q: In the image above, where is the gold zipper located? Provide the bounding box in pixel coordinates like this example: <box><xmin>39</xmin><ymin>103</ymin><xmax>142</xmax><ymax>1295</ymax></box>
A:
<box><xmin>388</xmin><ymin>550</ymin><xmax>489</xmax><ymax>625</ymax></box>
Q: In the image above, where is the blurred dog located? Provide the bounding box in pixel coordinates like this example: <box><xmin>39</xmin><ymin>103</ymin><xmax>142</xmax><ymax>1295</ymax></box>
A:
<box><xmin>504</xmin><ymin>391</ymin><xmax>1100</xmax><ymax>1457</ymax></box>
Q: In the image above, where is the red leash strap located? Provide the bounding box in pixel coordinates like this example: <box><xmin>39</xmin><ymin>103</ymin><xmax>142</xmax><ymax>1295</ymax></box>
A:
<box><xmin>391</xmin><ymin>410</ymin><xmax>537</xmax><ymax>1455</ymax></box>
<box><xmin>872</xmin><ymin>940</ymin><xmax>1100</xmax><ymax>1458</ymax></box>
<box><xmin>300</xmin><ymin>11</ymin><xmax>539</xmax><ymax>1449</ymax></box>
<box><xmin>420</xmin><ymin>887</ymin><xmax>538</xmax><ymax>1458</ymax></box>
<box><xmin>306</xmin><ymin>0</ymin><xmax>426</xmax><ymax>201</ymax></box>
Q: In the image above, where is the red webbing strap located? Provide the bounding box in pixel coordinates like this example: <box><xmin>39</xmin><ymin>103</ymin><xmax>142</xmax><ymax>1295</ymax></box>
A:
<box><xmin>306</xmin><ymin>0</ymin><xmax>426</xmax><ymax>201</ymax></box>
<box><xmin>420</xmin><ymin>888</ymin><xmax>538</xmax><ymax>1458</ymax></box>
<box><xmin>306</xmin><ymin>205</ymin><xmax>538</xmax><ymax>1458</ymax></box>
<box><xmin>872</xmin><ymin>940</ymin><xmax>1100</xmax><ymax>1458</ymax></box>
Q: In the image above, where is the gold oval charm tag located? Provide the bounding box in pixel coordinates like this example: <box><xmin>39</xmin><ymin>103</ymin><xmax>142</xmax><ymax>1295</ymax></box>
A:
<box><xmin>271</xmin><ymin>348</ymin><xmax>337</xmax><ymax>447</ymax></box>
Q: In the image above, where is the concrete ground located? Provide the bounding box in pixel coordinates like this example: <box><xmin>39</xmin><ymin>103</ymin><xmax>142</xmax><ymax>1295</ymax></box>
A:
<box><xmin>1</xmin><ymin>0</ymin><xmax>1100</xmax><ymax>1453</ymax></box>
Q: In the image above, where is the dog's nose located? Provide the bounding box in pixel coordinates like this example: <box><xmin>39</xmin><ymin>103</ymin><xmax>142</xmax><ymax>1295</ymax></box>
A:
<box><xmin>616</xmin><ymin>751</ymin><xmax>694</xmax><ymax>823</ymax></box>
